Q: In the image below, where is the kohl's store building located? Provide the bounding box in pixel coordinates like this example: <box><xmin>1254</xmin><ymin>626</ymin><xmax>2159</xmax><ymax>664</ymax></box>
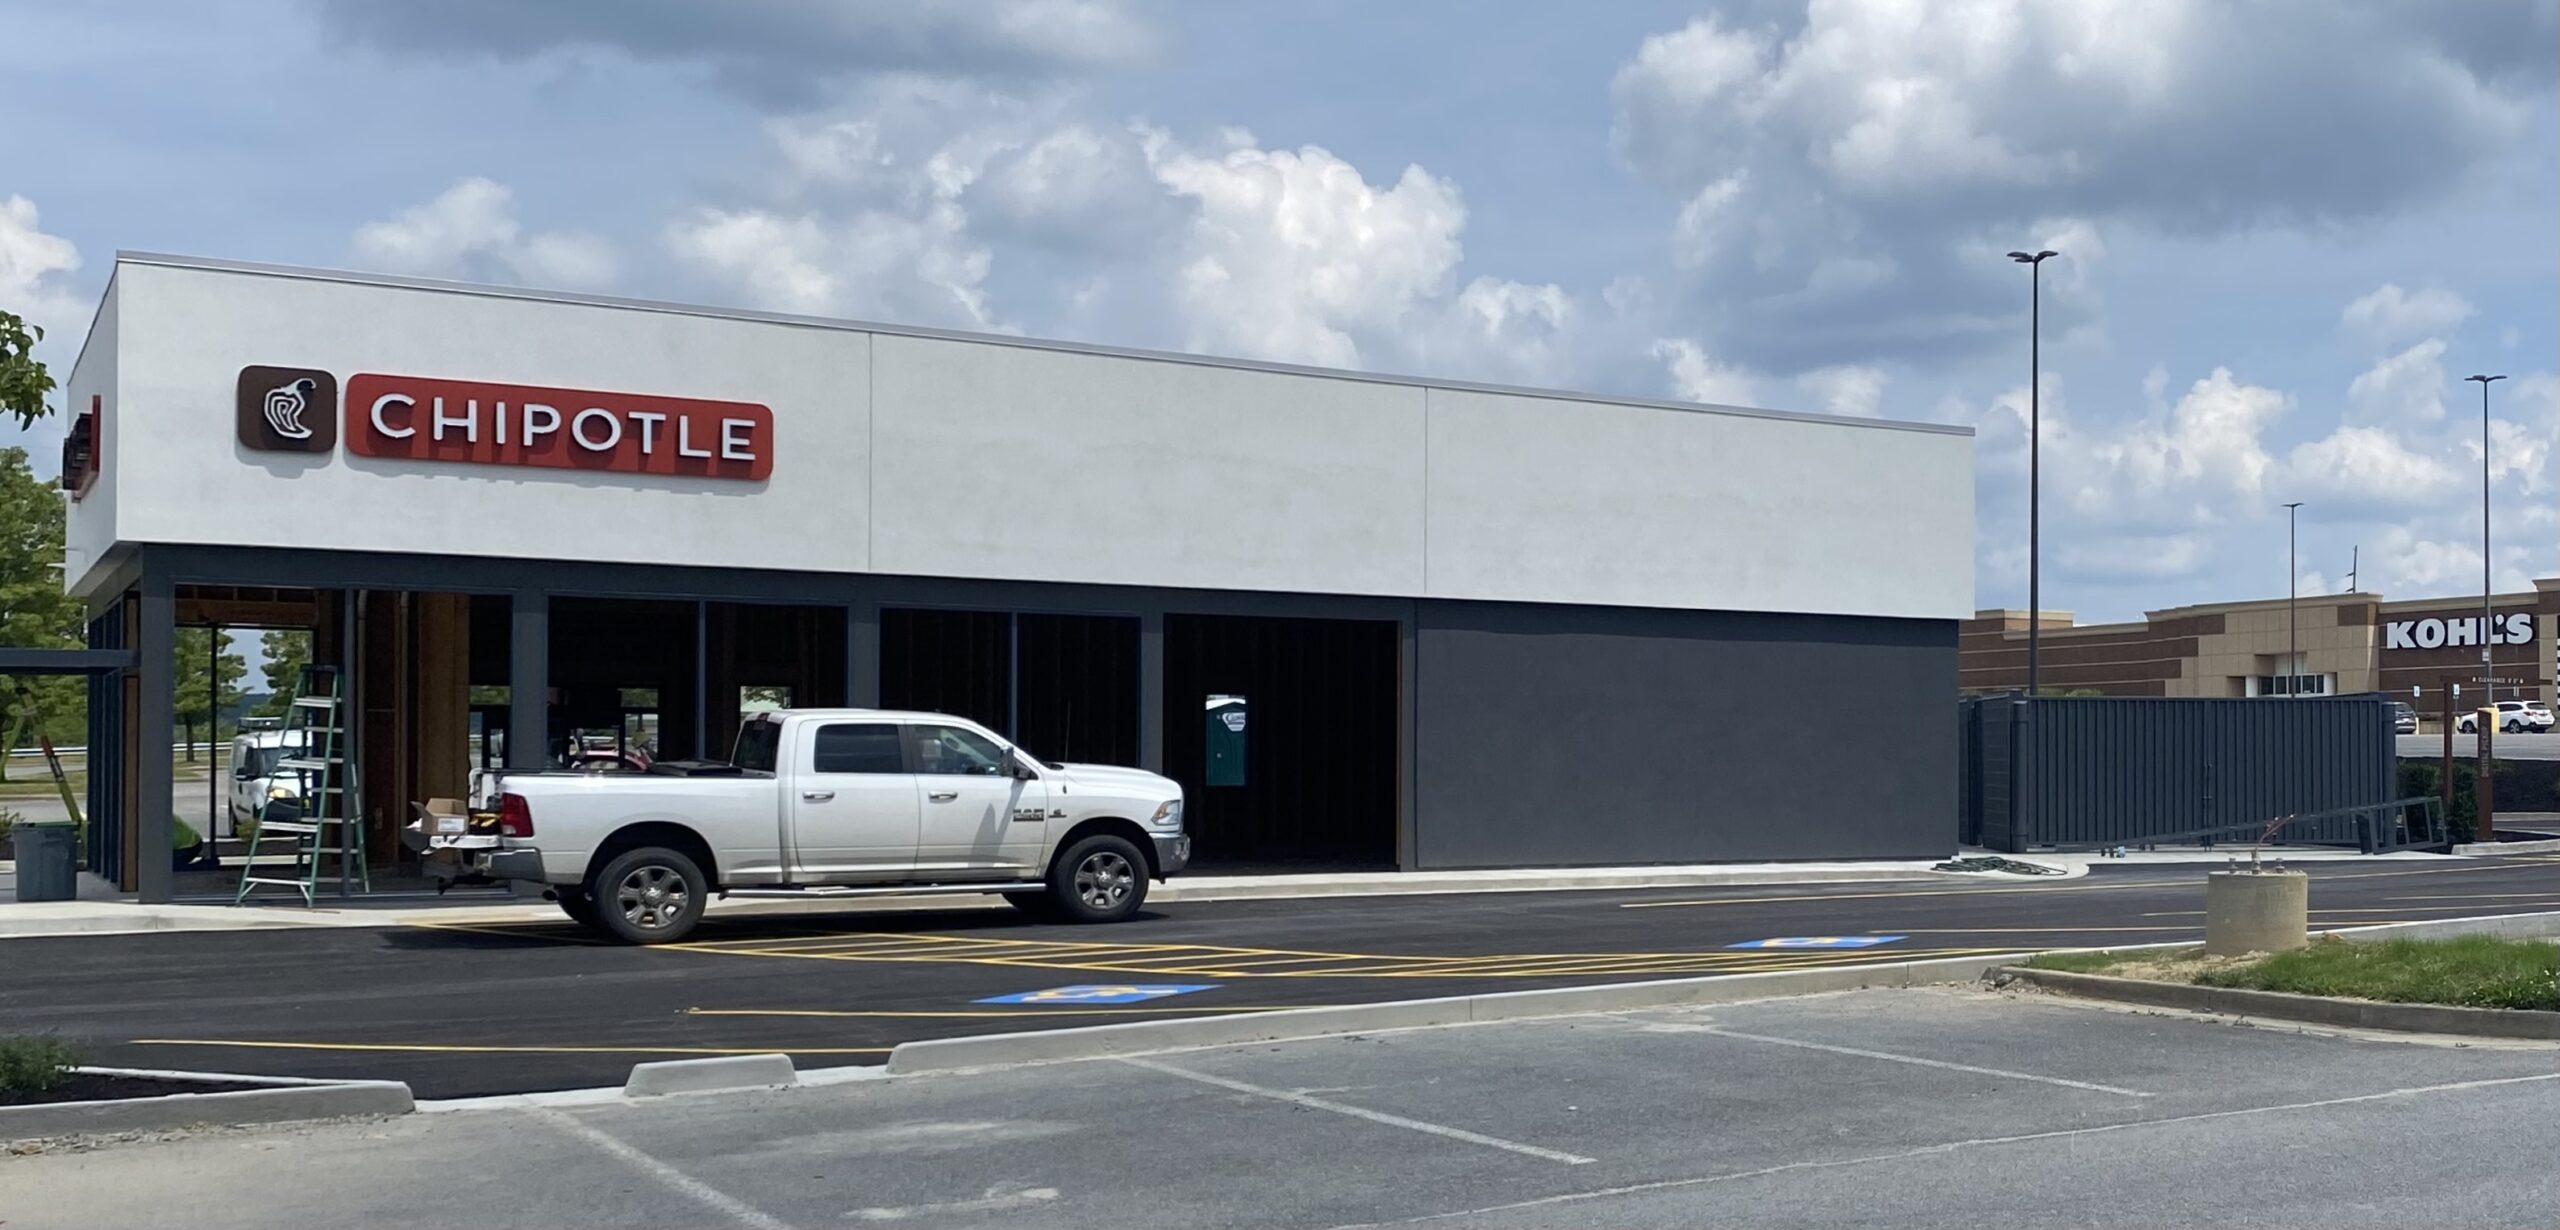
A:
<box><xmin>58</xmin><ymin>253</ymin><xmax>1974</xmax><ymax>901</ymax></box>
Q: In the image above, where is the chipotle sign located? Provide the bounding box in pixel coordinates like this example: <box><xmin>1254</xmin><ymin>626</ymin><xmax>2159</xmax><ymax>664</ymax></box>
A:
<box><xmin>344</xmin><ymin>373</ymin><xmax>774</xmax><ymax>481</ymax></box>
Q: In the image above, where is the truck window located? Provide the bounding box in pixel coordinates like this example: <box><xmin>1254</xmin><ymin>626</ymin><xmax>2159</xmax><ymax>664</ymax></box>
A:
<box><xmin>811</xmin><ymin>724</ymin><xmax>904</xmax><ymax>774</ymax></box>
<box><xmin>911</xmin><ymin>725</ymin><xmax>1010</xmax><ymax>777</ymax></box>
<box><xmin>733</xmin><ymin>719</ymin><xmax>782</xmax><ymax>773</ymax></box>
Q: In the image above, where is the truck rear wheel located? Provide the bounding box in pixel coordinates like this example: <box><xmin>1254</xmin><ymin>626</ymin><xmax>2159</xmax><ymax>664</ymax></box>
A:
<box><xmin>589</xmin><ymin>846</ymin><xmax>708</xmax><ymax>944</ymax></box>
<box><xmin>1046</xmin><ymin>833</ymin><xmax>1148</xmax><ymax>923</ymax></box>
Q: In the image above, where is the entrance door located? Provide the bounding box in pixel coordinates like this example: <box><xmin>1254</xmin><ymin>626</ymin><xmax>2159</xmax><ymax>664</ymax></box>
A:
<box><xmin>784</xmin><ymin>720</ymin><xmax>921</xmax><ymax>880</ymax></box>
<box><xmin>908</xmin><ymin>722</ymin><xmax>1047</xmax><ymax>875</ymax></box>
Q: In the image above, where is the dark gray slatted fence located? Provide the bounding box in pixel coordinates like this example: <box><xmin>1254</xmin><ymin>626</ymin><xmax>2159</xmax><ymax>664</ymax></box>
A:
<box><xmin>1957</xmin><ymin>693</ymin><xmax>2397</xmax><ymax>852</ymax></box>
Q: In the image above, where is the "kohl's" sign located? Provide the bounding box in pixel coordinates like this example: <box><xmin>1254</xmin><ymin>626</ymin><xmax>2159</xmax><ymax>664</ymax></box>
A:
<box><xmin>2382</xmin><ymin>614</ymin><xmax>2535</xmax><ymax>651</ymax></box>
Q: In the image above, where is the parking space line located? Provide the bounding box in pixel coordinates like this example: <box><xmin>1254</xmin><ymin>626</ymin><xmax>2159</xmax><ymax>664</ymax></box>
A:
<box><xmin>1692</xmin><ymin>1027</ymin><xmax>2153</xmax><ymax>1097</ymax></box>
<box><xmin>1121</xmin><ymin>1055</ymin><xmax>1597</xmax><ymax>1165</ymax></box>
<box><xmin>535</xmin><ymin>1107</ymin><xmax>792</xmax><ymax>1230</ymax></box>
<box><xmin>132</xmin><ymin>1038</ymin><xmax>893</xmax><ymax>1056</ymax></box>
<box><xmin>1331</xmin><ymin>1070</ymin><xmax>2560</xmax><ymax>1228</ymax></box>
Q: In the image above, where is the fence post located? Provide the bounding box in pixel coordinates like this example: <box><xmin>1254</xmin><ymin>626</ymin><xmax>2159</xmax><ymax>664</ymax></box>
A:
<box><xmin>2007</xmin><ymin>695</ymin><xmax>2032</xmax><ymax>854</ymax></box>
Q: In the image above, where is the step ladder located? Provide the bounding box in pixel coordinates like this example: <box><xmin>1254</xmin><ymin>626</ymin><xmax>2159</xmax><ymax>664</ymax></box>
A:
<box><xmin>235</xmin><ymin>665</ymin><xmax>366</xmax><ymax>904</ymax></box>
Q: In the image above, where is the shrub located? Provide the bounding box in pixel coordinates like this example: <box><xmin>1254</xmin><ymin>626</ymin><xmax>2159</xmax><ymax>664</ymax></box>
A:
<box><xmin>2396</xmin><ymin>762</ymin><xmax>2478</xmax><ymax>843</ymax></box>
<box><xmin>0</xmin><ymin>1035</ymin><xmax>83</xmax><ymax>1095</ymax></box>
<box><xmin>174</xmin><ymin>817</ymin><xmax>201</xmax><ymax>849</ymax></box>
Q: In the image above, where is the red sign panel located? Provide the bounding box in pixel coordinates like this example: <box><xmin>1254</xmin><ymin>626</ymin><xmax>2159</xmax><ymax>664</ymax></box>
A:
<box><xmin>344</xmin><ymin>374</ymin><xmax>774</xmax><ymax>481</ymax></box>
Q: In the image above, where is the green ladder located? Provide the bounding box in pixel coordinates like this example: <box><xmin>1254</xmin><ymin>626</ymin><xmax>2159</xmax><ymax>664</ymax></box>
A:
<box><xmin>235</xmin><ymin>665</ymin><xmax>366</xmax><ymax>904</ymax></box>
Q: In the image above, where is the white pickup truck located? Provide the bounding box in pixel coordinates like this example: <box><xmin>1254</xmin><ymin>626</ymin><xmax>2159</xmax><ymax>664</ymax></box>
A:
<box><xmin>449</xmin><ymin>709</ymin><xmax>1191</xmax><ymax>943</ymax></box>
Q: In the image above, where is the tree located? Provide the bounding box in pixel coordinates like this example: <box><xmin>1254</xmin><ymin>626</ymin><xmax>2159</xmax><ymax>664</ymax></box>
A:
<box><xmin>0</xmin><ymin>446</ymin><xmax>84</xmax><ymax>779</ymax></box>
<box><xmin>256</xmin><ymin>628</ymin><xmax>313</xmax><ymax>715</ymax></box>
<box><xmin>1</xmin><ymin>310</ymin><xmax>53</xmax><ymax>430</ymax></box>
<box><xmin>173</xmin><ymin>627</ymin><xmax>246</xmax><ymax>762</ymax></box>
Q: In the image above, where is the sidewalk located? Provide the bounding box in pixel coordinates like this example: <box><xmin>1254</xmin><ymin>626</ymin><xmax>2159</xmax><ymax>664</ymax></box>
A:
<box><xmin>0</xmin><ymin>857</ymin><xmax>2029</xmax><ymax>940</ymax></box>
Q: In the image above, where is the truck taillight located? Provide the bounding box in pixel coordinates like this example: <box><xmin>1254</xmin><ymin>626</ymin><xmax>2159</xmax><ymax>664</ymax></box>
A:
<box><xmin>498</xmin><ymin>792</ymin><xmax>535</xmax><ymax>837</ymax></box>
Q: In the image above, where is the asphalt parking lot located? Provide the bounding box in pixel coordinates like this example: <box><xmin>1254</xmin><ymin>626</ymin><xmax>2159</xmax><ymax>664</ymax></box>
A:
<box><xmin>6</xmin><ymin>857</ymin><xmax>2557</xmax><ymax>1097</ymax></box>
<box><xmin>7</xmin><ymin>986</ymin><xmax>2557</xmax><ymax>1229</ymax></box>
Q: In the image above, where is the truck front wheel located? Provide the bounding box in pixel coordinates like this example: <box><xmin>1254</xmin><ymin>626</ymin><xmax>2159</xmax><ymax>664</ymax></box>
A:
<box><xmin>1046</xmin><ymin>833</ymin><xmax>1149</xmax><ymax>923</ymax></box>
<box><xmin>589</xmin><ymin>846</ymin><xmax>709</xmax><ymax>944</ymax></box>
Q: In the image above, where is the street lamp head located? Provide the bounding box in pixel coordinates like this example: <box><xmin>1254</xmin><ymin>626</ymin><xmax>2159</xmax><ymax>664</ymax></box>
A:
<box><xmin>2466</xmin><ymin>373</ymin><xmax>2507</xmax><ymax>385</ymax></box>
<box><xmin>2007</xmin><ymin>249</ymin><xmax>2059</xmax><ymax>264</ymax></box>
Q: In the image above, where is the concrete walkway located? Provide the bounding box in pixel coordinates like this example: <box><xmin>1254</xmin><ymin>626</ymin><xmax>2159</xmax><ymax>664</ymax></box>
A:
<box><xmin>0</xmin><ymin>857</ymin><xmax>2040</xmax><ymax>939</ymax></box>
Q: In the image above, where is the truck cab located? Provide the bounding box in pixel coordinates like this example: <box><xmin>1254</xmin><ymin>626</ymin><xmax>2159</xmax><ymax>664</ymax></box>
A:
<box><xmin>452</xmin><ymin>709</ymin><xmax>1190</xmax><ymax>942</ymax></box>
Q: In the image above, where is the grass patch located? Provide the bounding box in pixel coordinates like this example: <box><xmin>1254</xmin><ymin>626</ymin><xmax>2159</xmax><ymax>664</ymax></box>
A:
<box><xmin>2196</xmin><ymin>935</ymin><xmax>2560</xmax><ymax>1011</ymax></box>
<box><xmin>0</xmin><ymin>1036</ymin><xmax>84</xmax><ymax>1096</ymax></box>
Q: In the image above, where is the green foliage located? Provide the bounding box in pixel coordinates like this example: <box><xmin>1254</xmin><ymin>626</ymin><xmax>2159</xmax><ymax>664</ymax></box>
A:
<box><xmin>2196</xmin><ymin>935</ymin><xmax>2560</xmax><ymax>1011</ymax></box>
<box><xmin>0</xmin><ymin>310</ymin><xmax>53</xmax><ymax>430</ymax></box>
<box><xmin>173</xmin><ymin>817</ymin><xmax>201</xmax><ymax>849</ymax></box>
<box><xmin>256</xmin><ymin>628</ymin><xmax>314</xmax><ymax>716</ymax></box>
<box><xmin>2</xmin><ymin>443</ymin><xmax>87</xmax><ymax>774</ymax></box>
<box><xmin>0</xmin><ymin>1035</ymin><xmax>83</xmax><ymax>1095</ymax></box>
<box><xmin>173</xmin><ymin>628</ymin><xmax>248</xmax><ymax>761</ymax></box>
<box><xmin>2397</xmin><ymin>761</ymin><xmax>2479</xmax><ymax>843</ymax></box>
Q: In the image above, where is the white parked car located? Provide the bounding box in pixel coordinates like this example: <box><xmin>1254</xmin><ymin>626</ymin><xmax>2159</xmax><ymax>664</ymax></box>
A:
<box><xmin>2455</xmin><ymin>700</ymin><xmax>2554</xmax><ymax>735</ymax></box>
<box><xmin>226</xmin><ymin>727</ymin><xmax>308</xmax><ymax>833</ymax></box>
<box><xmin>437</xmin><ymin>709</ymin><xmax>1190</xmax><ymax>943</ymax></box>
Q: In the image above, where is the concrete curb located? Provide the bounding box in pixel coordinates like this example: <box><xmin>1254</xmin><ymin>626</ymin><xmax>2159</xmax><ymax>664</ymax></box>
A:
<box><xmin>1997</xmin><ymin>966</ymin><xmax>2560</xmax><ymax>1040</ymax></box>
<box><xmin>1</xmin><ymin>1070</ymin><xmax>414</xmax><ymax>1141</ymax></box>
<box><xmin>884</xmin><ymin>951</ymin><xmax>2032</xmax><ymax>1075</ymax></box>
<box><xmin>2453</xmin><ymin>838</ymin><xmax>2560</xmax><ymax>855</ymax></box>
<box><xmin>1149</xmin><ymin>867</ymin><xmax>1955</xmax><ymax>904</ymax></box>
<box><xmin>622</xmin><ymin>1053</ymin><xmax>798</xmax><ymax>1097</ymax></box>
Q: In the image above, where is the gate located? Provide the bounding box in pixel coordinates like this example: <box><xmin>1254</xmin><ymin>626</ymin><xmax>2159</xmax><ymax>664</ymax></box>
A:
<box><xmin>1957</xmin><ymin>693</ymin><xmax>2406</xmax><ymax>853</ymax></box>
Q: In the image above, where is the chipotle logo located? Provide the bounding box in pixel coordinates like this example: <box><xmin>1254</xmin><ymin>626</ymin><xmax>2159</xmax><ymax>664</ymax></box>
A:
<box><xmin>344</xmin><ymin>374</ymin><xmax>773</xmax><ymax>481</ymax></box>
<box><xmin>237</xmin><ymin>365</ymin><xmax>340</xmax><ymax>453</ymax></box>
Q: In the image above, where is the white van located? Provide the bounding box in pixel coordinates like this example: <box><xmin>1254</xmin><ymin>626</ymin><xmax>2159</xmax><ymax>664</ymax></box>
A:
<box><xmin>226</xmin><ymin>726</ymin><xmax>306</xmax><ymax>836</ymax></box>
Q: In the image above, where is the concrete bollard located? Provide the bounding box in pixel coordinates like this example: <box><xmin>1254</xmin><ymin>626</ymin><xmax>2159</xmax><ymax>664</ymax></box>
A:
<box><xmin>2204</xmin><ymin>870</ymin><xmax>2309</xmax><ymax>956</ymax></box>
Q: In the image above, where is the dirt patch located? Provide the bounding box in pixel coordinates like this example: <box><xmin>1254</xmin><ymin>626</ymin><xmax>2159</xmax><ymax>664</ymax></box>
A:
<box><xmin>0</xmin><ymin>1072</ymin><xmax>271</xmax><ymax>1108</ymax></box>
<box><xmin>2092</xmin><ymin>952</ymin><xmax>2264</xmax><ymax>983</ymax></box>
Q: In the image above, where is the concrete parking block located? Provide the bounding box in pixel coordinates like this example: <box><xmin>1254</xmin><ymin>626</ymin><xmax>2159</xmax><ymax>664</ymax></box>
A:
<box><xmin>621</xmin><ymin>1053</ymin><xmax>799</xmax><ymax>1098</ymax></box>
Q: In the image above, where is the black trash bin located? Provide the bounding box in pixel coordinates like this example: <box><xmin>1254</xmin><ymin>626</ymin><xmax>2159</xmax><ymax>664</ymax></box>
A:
<box><xmin>13</xmin><ymin>821</ymin><xmax>78</xmax><ymax>902</ymax></box>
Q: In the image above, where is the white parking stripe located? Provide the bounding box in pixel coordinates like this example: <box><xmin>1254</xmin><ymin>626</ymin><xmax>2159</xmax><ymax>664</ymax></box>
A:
<box><xmin>1121</xmin><ymin>1056</ymin><xmax>1597</xmax><ymax>1165</ymax></box>
<box><xmin>1330</xmin><ymin>1070</ymin><xmax>2560</xmax><ymax>1228</ymax></box>
<box><xmin>535</xmin><ymin>1108</ymin><xmax>794</xmax><ymax>1230</ymax></box>
<box><xmin>1694</xmin><ymin>1026</ymin><xmax>2153</xmax><ymax>1097</ymax></box>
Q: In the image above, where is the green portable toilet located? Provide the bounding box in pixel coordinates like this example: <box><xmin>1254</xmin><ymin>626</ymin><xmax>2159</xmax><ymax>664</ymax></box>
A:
<box><xmin>1204</xmin><ymin>695</ymin><xmax>1247</xmax><ymax>787</ymax></box>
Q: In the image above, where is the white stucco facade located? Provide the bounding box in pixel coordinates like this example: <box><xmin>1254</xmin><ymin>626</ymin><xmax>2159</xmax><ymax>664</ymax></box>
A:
<box><xmin>64</xmin><ymin>253</ymin><xmax>1974</xmax><ymax>620</ymax></box>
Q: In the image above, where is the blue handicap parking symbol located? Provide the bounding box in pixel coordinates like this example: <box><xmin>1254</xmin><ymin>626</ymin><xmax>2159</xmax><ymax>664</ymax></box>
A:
<box><xmin>1725</xmin><ymin>936</ymin><xmax>1905</xmax><ymax>950</ymax></box>
<box><xmin>976</xmin><ymin>984</ymin><xmax>1218</xmax><ymax>1005</ymax></box>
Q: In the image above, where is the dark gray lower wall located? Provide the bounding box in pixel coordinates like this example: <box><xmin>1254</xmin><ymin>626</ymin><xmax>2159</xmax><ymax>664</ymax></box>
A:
<box><xmin>1413</xmin><ymin>602</ymin><xmax>1956</xmax><ymax>868</ymax></box>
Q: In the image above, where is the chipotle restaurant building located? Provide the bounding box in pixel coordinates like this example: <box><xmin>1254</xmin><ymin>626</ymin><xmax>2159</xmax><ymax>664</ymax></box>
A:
<box><xmin>59</xmin><ymin>252</ymin><xmax>1975</xmax><ymax>902</ymax></box>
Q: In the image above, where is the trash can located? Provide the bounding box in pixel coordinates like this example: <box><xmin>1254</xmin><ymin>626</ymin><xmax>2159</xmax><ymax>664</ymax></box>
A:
<box><xmin>12</xmin><ymin>821</ymin><xmax>78</xmax><ymax>902</ymax></box>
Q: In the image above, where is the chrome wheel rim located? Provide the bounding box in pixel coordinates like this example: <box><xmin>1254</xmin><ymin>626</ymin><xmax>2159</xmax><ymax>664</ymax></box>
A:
<box><xmin>615</xmin><ymin>864</ymin><xmax>690</xmax><ymax>930</ymax></box>
<box><xmin>1074</xmin><ymin>850</ymin><xmax>1135</xmax><ymax>910</ymax></box>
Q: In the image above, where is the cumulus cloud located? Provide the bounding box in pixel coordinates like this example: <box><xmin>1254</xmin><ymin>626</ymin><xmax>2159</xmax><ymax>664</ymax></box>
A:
<box><xmin>1606</xmin><ymin>0</ymin><xmax>2544</xmax><ymax>369</ymax></box>
<box><xmin>0</xmin><ymin>194</ymin><xmax>83</xmax><ymax>337</ymax></box>
<box><xmin>1650</xmin><ymin>339</ymin><xmax>1759</xmax><ymax>407</ymax></box>
<box><xmin>2282</xmin><ymin>425</ymin><xmax>2460</xmax><ymax>510</ymax></box>
<box><xmin>350</xmin><ymin>178</ymin><xmax>618</xmax><ymax>289</ymax></box>
<box><xmin>315</xmin><ymin>0</ymin><xmax>1162</xmax><ymax>109</ymax></box>
<box><xmin>2341</xmin><ymin>283</ymin><xmax>2475</xmax><ymax>351</ymax></box>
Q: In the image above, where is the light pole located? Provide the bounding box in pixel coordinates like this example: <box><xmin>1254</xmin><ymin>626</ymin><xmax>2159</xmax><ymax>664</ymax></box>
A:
<box><xmin>2283</xmin><ymin>502</ymin><xmax>2303</xmax><ymax>696</ymax></box>
<box><xmin>2009</xmin><ymin>247</ymin><xmax>2059</xmax><ymax>696</ymax></box>
<box><xmin>2468</xmin><ymin>373</ymin><xmax>2505</xmax><ymax>705</ymax></box>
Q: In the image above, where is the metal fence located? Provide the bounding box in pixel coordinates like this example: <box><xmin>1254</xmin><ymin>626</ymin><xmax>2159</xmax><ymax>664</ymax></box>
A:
<box><xmin>1958</xmin><ymin>693</ymin><xmax>2405</xmax><ymax>853</ymax></box>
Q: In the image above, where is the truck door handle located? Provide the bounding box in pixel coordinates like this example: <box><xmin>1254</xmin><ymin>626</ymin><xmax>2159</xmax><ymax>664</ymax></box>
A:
<box><xmin>928</xmin><ymin>791</ymin><xmax>960</xmax><ymax>802</ymax></box>
<box><xmin>801</xmin><ymin>791</ymin><xmax>835</xmax><ymax>802</ymax></box>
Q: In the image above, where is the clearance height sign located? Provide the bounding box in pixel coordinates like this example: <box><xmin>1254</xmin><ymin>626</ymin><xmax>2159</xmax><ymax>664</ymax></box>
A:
<box><xmin>343</xmin><ymin>373</ymin><xmax>775</xmax><ymax>481</ymax></box>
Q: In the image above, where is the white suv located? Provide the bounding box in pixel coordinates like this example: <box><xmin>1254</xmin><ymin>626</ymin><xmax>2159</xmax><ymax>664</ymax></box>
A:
<box><xmin>2456</xmin><ymin>700</ymin><xmax>2554</xmax><ymax>735</ymax></box>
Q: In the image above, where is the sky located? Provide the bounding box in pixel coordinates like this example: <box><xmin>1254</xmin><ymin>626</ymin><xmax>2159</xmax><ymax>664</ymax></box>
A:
<box><xmin>2</xmin><ymin>0</ymin><xmax>2554</xmax><ymax>625</ymax></box>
